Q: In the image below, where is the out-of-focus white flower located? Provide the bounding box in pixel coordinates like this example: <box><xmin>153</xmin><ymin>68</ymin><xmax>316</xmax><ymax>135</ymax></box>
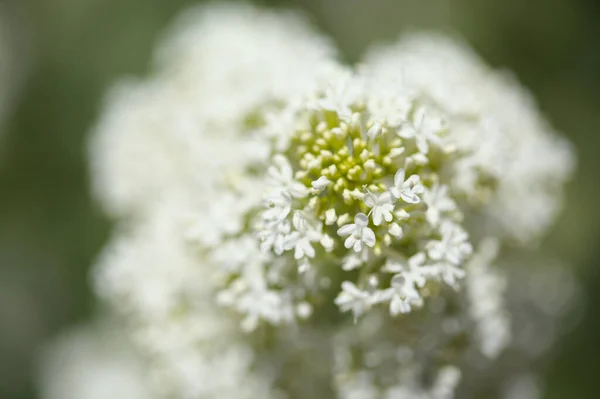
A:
<box><xmin>466</xmin><ymin>238</ymin><xmax>511</xmax><ymax>358</ymax></box>
<box><xmin>335</xmin><ymin>281</ymin><xmax>374</xmax><ymax>320</ymax></box>
<box><xmin>398</xmin><ymin>107</ymin><xmax>444</xmax><ymax>154</ymax></box>
<box><xmin>427</xmin><ymin>221</ymin><xmax>473</xmax><ymax>265</ymax></box>
<box><xmin>423</xmin><ymin>183</ymin><xmax>457</xmax><ymax>227</ymax></box>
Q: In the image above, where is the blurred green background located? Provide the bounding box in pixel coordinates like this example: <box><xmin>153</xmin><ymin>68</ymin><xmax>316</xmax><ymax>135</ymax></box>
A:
<box><xmin>0</xmin><ymin>0</ymin><xmax>599</xmax><ymax>398</ymax></box>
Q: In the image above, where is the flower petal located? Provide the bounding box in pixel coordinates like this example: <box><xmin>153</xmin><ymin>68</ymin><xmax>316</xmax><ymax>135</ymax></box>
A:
<box><xmin>394</xmin><ymin>169</ymin><xmax>406</xmax><ymax>188</ymax></box>
<box><xmin>362</xmin><ymin>227</ymin><xmax>376</xmax><ymax>247</ymax></box>
<box><xmin>337</xmin><ymin>224</ymin><xmax>356</xmax><ymax>237</ymax></box>
<box><xmin>354</xmin><ymin>213</ymin><xmax>369</xmax><ymax>227</ymax></box>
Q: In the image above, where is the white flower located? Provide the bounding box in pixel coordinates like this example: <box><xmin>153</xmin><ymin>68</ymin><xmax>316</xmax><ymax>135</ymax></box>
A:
<box><xmin>465</xmin><ymin>238</ymin><xmax>511</xmax><ymax>358</ymax></box>
<box><xmin>268</xmin><ymin>155</ymin><xmax>308</xmax><ymax>198</ymax></box>
<box><xmin>389</xmin><ymin>169</ymin><xmax>424</xmax><ymax>204</ymax></box>
<box><xmin>259</xmin><ymin>219</ymin><xmax>290</xmax><ymax>255</ymax></box>
<box><xmin>363</xmin><ymin>191</ymin><xmax>394</xmax><ymax>226</ymax></box>
<box><xmin>86</xmin><ymin>6</ymin><xmax>576</xmax><ymax>397</ymax></box>
<box><xmin>388</xmin><ymin>274</ymin><xmax>422</xmax><ymax>315</ymax></box>
<box><xmin>262</xmin><ymin>190</ymin><xmax>293</xmax><ymax>227</ymax></box>
<box><xmin>379</xmin><ymin>253</ymin><xmax>428</xmax><ymax>315</ymax></box>
<box><xmin>398</xmin><ymin>107</ymin><xmax>444</xmax><ymax>154</ymax></box>
<box><xmin>334</xmin><ymin>281</ymin><xmax>372</xmax><ymax>320</ymax></box>
<box><xmin>337</xmin><ymin>213</ymin><xmax>376</xmax><ymax>252</ymax></box>
<box><xmin>427</xmin><ymin>221</ymin><xmax>473</xmax><ymax>265</ymax></box>
<box><xmin>423</xmin><ymin>183</ymin><xmax>456</xmax><ymax>226</ymax></box>
<box><xmin>283</xmin><ymin>212</ymin><xmax>322</xmax><ymax>259</ymax></box>
<box><xmin>383</xmin><ymin>252</ymin><xmax>427</xmax><ymax>286</ymax></box>
<box><xmin>342</xmin><ymin>253</ymin><xmax>363</xmax><ymax>271</ymax></box>
<box><xmin>426</xmin><ymin>261</ymin><xmax>467</xmax><ymax>289</ymax></box>
<box><xmin>318</xmin><ymin>71</ymin><xmax>361</xmax><ymax>120</ymax></box>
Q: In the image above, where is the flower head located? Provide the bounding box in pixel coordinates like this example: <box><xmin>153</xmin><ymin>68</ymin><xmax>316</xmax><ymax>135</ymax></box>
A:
<box><xmin>84</xmin><ymin>5</ymin><xmax>576</xmax><ymax>399</ymax></box>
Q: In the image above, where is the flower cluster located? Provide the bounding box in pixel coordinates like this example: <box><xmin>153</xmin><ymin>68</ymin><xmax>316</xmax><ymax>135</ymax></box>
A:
<box><xmin>41</xmin><ymin>3</ymin><xmax>577</xmax><ymax>399</ymax></box>
<box><xmin>222</xmin><ymin>88</ymin><xmax>477</xmax><ymax>327</ymax></box>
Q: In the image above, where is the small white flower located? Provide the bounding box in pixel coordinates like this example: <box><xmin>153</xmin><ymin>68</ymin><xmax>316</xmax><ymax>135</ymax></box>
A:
<box><xmin>259</xmin><ymin>219</ymin><xmax>290</xmax><ymax>255</ymax></box>
<box><xmin>337</xmin><ymin>213</ymin><xmax>376</xmax><ymax>252</ymax></box>
<box><xmin>268</xmin><ymin>154</ymin><xmax>308</xmax><ymax>198</ymax></box>
<box><xmin>318</xmin><ymin>72</ymin><xmax>360</xmax><ymax>121</ymax></box>
<box><xmin>435</xmin><ymin>262</ymin><xmax>467</xmax><ymax>289</ymax></box>
<box><xmin>388</xmin><ymin>273</ymin><xmax>422</xmax><ymax>315</ymax></box>
<box><xmin>363</xmin><ymin>191</ymin><xmax>394</xmax><ymax>226</ymax></box>
<box><xmin>398</xmin><ymin>107</ymin><xmax>444</xmax><ymax>154</ymax></box>
<box><xmin>285</xmin><ymin>234</ymin><xmax>316</xmax><ymax>259</ymax></box>
<box><xmin>335</xmin><ymin>281</ymin><xmax>372</xmax><ymax>321</ymax></box>
<box><xmin>423</xmin><ymin>183</ymin><xmax>456</xmax><ymax>226</ymax></box>
<box><xmin>383</xmin><ymin>252</ymin><xmax>428</xmax><ymax>288</ymax></box>
<box><xmin>342</xmin><ymin>253</ymin><xmax>363</xmax><ymax>271</ymax></box>
<box><xmin>389</xmin><ymin>169</ymin><xmax>424</xmax><ymax>204</ymax></box>
<box><xmin>262</xmin><ymin>190</ymin><xmax>292</xmax><ymax>226</ymax></box>
<box><xmin>284</xmin><ymin>212</ymin><xmax>321</xmax><ymax>259</ymax></box>
<box><xmin>427</xmin><ymin>221</ymin><xmax>473</xmax><ymax>265</ymax></box>
<box><xmin>377</xmin><ymin>254</ymin><xmax>428</xmax><ymax>316</ymax></box>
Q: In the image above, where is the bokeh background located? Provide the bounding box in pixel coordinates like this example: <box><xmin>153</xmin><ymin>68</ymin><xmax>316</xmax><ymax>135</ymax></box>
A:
<box><xmin>1</xmin><ymin>0</ymin><xmax>599</xmax><ymax>398</ymax></box>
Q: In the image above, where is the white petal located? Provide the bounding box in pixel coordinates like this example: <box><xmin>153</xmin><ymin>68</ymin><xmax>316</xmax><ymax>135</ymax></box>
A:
<box><xmin>344</xmin><ymin>235</ymin><xmax>357</xmax><ymax>249</ymax></box>
<box><xmin>400</xmin><ymin>191</ymin><xmax>420</xmax><ymax>204</ymax></box>
<box><xmin>414</xmin><ymin>107</ymin><xmax>426</xmax><ymax>128</ymax></box>
<box><xmin>361</xmin><ymin>227</ymin><xmax>376</xmax><ymax>247</ymax></box>
<box><xmin>337</xmin><ymin>224</ymin><xmax>356</xmax><ymax>237</ymax></box>
<box><xmin>405</xmin><ymin>174</ymin><xmax>421</xmax><ymax>186</ymax></box>
<box><xmin>379</xmin><ymin>191</ymin><xmax>393</xmax><ymax>203</ymax></box>
<box><xmin>363</xmin><ymin>192</ymin><xmax>376</xmax><ymax>208</ymax></box>
<box><xmin>413</xmin><ymin>183</ymin><xmax>425</xmax><ymax>195</ymax></box>
<box><xmin>384</xmin><ymin>212</ymin><xmax>393</xmax><ymax>223</ymax></box>
<box><xmin>367</xmin><ymin>122</ymin><xmax>382</xmax><ymax>139</ymax></box>
<box><xmin>372</xmin><ymin>209</ymin><xmax>383</xmax><ymax>226</ymax></box>
<box><xmin>273</xmin><ymin>154</ymin><xmax>292</xmax><ymax>179</ymax></box>
<box><xmin>416</xmin><ymin>136</ymin><xmax>429</xmax><ymax>154</ymax></box>
<box><xmin>389</xmin><ymin>147</ymin><xmax>405</xmax><ymax>158</ymax></box>
<box><xmin>342</xmin><ymin>281</ymin><xmax>363</xmax><ymax>296</ymax></box>
<box><xmin>394</xmin><ymin>169</ymin><xmax>406</xmax><ymax>188</ymax></box>
<box><xmin>427</xmin><ymin>243</ymin><xmax>444</xmax><ymax>260</ymax></box>
<box><xmin>354</xmin><ymin>213</ymin><xmax>369</xmax><ymax>227</ymax></box>
<box><xmin>398</xmin><ymin>123</ymin><xmax>416</xmax><ymax>139</ymax></box>
<box><xmin>409</xmin><ymin>252</ymin><xmax>426</xmax><ymax>268</ymax></box>
<box><xmin>304</xmin><ymin>242</ymin><xmax>315</xmax><ymax>258</ymax></box>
